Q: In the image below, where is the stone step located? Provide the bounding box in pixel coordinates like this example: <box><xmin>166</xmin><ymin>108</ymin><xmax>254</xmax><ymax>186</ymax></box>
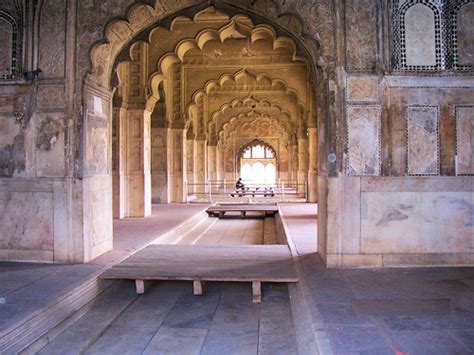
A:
<box><xmin>33</xmin><ymin>281</ymin><xmax>138</xmax><ymax>355</ymax></box>
<box><xmin>0</xmin><ymin>209</ymin><xmax>209</xmax><ymax>354</ymax></box>
<box><xmin>0</xmin><ymin>275</ymin><xmax>113</xmax><ymax>355</ymax></box>
<box><xmin>153</xmin><ymin>211</ymin><xmax>209</xmax><ymax>244</ymax></box>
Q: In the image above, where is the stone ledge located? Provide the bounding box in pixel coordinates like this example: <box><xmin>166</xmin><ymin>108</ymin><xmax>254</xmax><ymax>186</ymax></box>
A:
<box><xmin>326</xmin><ymin>253</ymin><xmax>474</xmax><ymax>268</ymax></box>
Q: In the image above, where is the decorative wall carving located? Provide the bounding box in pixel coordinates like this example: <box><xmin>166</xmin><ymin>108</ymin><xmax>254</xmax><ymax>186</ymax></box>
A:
<box><xmin>407</xmin><ymin>106</ymin><xmax>439</xmax><ymax>175</ymax></box>
<box><xmin>456</xmin><ymin>106</ymin><xmax>474</xmax><ymax>175</ymax></box>
<box><xmin>346</xmin><ymin>77</ymin><xmax>379</xmax><ymax>103</ymax></box>
<box><xmin>36</xmin><ymin>116</ymin><xmax>61</xmax><ymax>151</ymax></box>
<box><xmin>453</xmin><ymin>2</ymin><xmax>474</xmax><ymax>68</ymax></box>
<box><xmin>393</xmin><ymin>0</ymin><xmax>474</xmax><ymax>71</ymax></box>
<box><xmin>346</xmin><ymin>105</ymin><xmax>381</xmax><ymax>176</ymax></box>
<box><xmin>39</xmin><ymin>0</ymin><xmax>66</xmax><ymax>78</ymax></box>
<box><xmin>345</xmin><ymin>0</ymin><xmax>378</xmax><ymax>72</ymax></box>
<box><xmin>0</xmin><ymin>11</ymin><xmax>20</xmax><ymax>79</ymax></box>
<box><xmin>37</xmin><ymin>85</ymin><xmax>66</xmax><ymax>109</ymax></box>
<box><xmin>85</xmin><ymin>94</ymin><xmax>110</xmax><ymax>175</ymax></box>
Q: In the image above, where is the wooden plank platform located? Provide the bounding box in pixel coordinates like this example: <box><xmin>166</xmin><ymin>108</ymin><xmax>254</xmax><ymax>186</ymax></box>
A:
<box><xmin>206</xmin><ymin>204</ymin><xmax>278</xmax><ymax>218</ymax></box>
<box><xmin>101</xmin><ymin>245</ymin><xmax>297</xmax><ymax>303</ymax></box>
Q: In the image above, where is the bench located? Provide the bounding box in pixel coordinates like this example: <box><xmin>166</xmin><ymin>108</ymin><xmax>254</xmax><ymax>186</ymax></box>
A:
<box><xmin>101</xmin><ymin>245</ymin><xmax>298</xmax><ymax>304</ymax></box>
<box><xmin>206</xmin><ymin>204</ymin><xmax>279</xmax><ymax>218</ymax></box>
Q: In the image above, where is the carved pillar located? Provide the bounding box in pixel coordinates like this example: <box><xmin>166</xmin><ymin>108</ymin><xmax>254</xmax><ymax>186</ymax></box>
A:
<box><xmin>216</xmin><ymin>146</ymin><xmax>224</xmax><ymax>184</ymax></box>
<box><xmin>208</xmin><ymin>143</ymin><xmax>217</xmax><ymax>183</ymax></box>
<box><xmin>151</xmin><ymin>127</ymin><xmax>168</xmax><ymax>203</ymax></box>
<box><xmin>186</xmin><ymin>138</ymin><xmax>194</xmax><ymax>193</ymax></box>
<box><xmin>112</xmin><ymin>105</ymin><xmax>127</xmax><ymax>218</ymax></box>
<box><xmin>193</xmin><ymin>137</ymin><xmax>207</xmax><ymax>194</ymax></box>
<box><xmin>167</xmin><ymin>127</ymin><xmax>186</xmax><ymax>202</ymax></box>
<box><xmin>125</xmin><ymin>109</ymin><xmax>151</xmax><ymax>217</ymax></box>
<box><xmin>291</xmin><ymin>142</ymin><xmax>298</xmax><ymax>188</ymax></box>
<box><xmin>297</xmin><ymin>137</ymin><xmax>308</xmax><ymax>193</ymax></box>
<box><xmin>307</xmin><ymin>127</ymin><xmax>318</xmax><ymax>202</ymax></box>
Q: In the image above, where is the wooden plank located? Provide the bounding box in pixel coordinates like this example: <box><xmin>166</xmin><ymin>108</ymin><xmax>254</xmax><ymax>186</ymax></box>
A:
<box><xmin>101</xmin><ymin>245</ymin><xmax>297</xmax><ymax>283</ymax></box>
<box><xmin>252</xmin><ymin>281</ymin><xmax>262</xmax><ymax>304</ymax></box>
<box><xmin>135</xmin><ymin>280</ymin><xmax>146</xmax><ymax>294</ymax></box>
<box><xmin>193</xmin><ymin>280</ymin><xmax>204</xmax><ymax>295</ymax></box>
<box><xmin>207</xmin><ymin>205</ymin><xmax>278</xmax><ymax>212</ymax></box>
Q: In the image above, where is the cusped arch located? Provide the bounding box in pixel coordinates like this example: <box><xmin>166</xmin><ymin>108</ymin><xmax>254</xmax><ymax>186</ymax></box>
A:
<box><xmin>86</xmin><ymin>3</ymin><xmax>325</xmax><ymax>90</ymax></box>
<box><xmin>219</xmin><ymin>113</ymin><xmax>291</xmax><ymax>148</ymax></box>
<box><xmin>237</xmin><ymin>139</ymin><xmax>278</xmax><ymax>160</ymax></box>
<box><xmin>187</xmin><ymin>69</ymin><xmax>306</xmax><ymax>129</ymax></box>
<box><xmin>211</xmin><ymin>95</ymin><xmax>296</xmax><ymax>141</ymax></box>
<box><xmin>148</xmin><ymin>18</ymin><xmax>307</xmax><ymax>108</ymax></box>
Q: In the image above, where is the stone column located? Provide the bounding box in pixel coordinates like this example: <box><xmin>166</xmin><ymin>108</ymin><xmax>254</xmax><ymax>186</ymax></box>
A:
<box><xmin>125</xmin><ymin>109</ymin><xmax>152</xmax><ymax>217</ymax></box>
<box><xmin>112</xmin><ymin>106</ymin><xmax>127</xmax><ymax>218</ymax></box>
<box><xmin>151</xmin><ymin>127</ymin><xmax>168</xmax><ymax>203</ymax></box>
<box><xmin>290</xmin><ymin>143</ymin><xmax>298</xmax><ymax>188</ymax></box>
<box><xmin>186</xmin><ymin>138</ymin><xmax>194</xmax><ymax>194</ymax></box>
<box><xmin>307</xmin><ymin>127</ymin><xmax>318</xmax><ymax>202</ymax></box>
<box><xmin>193</xmin><ymin>137</ymin><xmax>207</xmax><ymax>194</ymax></box>
<box><xmin>167</xmin><ymin>127</ymin><xmax>186</xmax><ymax>202</ymax></box>
<box><xmin>216</xmin><ymin>146</ymin><xmax>225</xmax><ymax>186</ymax></box>
<box><xmin>297</xmin><ymin>137</ymin><xmax>308</xmax><ymax>194</ymax></box>
<box><xmin>208</xmin><ymin>144</ymin><xmax>217</xmax><ymax>183</ymax></box>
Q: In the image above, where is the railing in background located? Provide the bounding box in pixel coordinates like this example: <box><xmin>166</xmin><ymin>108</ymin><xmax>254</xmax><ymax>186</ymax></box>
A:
<box><xmin>185</xmin><ymin>180</ymin><xmax>308</xmax><ymax>203</ymax></box>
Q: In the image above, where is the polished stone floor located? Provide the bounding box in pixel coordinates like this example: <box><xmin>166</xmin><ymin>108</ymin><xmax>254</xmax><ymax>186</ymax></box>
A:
<box><xmin>280</xmin><ymin>203</ymin><xmax>474</xmax><ymax>355</ymax></box>
<box><xmin>36</xmin><ymin>281</ymin><xmax>297</xmax><ymax>355</ymax></box>
<box><xmin>1</xmin><ymin>203</ymin><xmax>473</xmax><ymax>354</ymax></box>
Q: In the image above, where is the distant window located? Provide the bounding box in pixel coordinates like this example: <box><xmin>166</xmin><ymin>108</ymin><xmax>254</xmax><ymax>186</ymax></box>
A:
<box><xmin>0</xmin><ymin>11</ymin><xmax>19</xmax><ymax>80</ymax></box>
<box><xmin>252</xmin><ymin>145</ymin><xmax>265</xmax><ymax>158</ymax></box>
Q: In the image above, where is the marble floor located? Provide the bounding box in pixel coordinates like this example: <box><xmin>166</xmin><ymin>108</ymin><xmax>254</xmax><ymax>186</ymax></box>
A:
<box><xmin>1</xmin><ymin>203</ymin><xmax>473</xmax><ymax>354</ymax></box>
<box><xmin>0</xmin><ymin>204</ymin><xmax>208</xmax><ymax>351</ymax></box>
<box><xmin>35</xmin><ymin>280</ymin><xmax>297</xmax><ymax>355</ymax></box>
<box><xmin>280</xmin><ymin>203</ymin><xmax>474</xmax><ymax>355</ymax></box>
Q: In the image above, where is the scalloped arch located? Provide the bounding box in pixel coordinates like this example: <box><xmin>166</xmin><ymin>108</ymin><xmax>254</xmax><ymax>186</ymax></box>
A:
<box><xmin>188</xmin><ymin>69</ymin><xmax>306</xmax><ymax>127</ymax></box>
<box><xmin>148</xmin><ymin>19</ymin><xmax>306</xmax><ymax>108</ymax></box>
<box><xmin>210</xmin><ymin>95</ymin><xmax>296</xmax><ymax>142</ymax></box>
<box><xmin>86</xmin><ymin>3</ymin><xmax>324</xmax><ymax>91</ymax></box>
<box><xmin>219</xmin><ymin>113</ymin><xmax>290</xmax><ymax>147</ymax></box>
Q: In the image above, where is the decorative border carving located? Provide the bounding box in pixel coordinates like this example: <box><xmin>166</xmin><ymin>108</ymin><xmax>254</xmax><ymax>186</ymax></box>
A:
<box><xmin>345</xmin><ymin>104</ymin><xmax>381</xmax><ymax>177</ymax></box>
<box><xmin>406</xmin><ymin>105</ymin><xmax>440</xmax><ymax>176</ymax></box>
<box><xmin>394</xmin><ymin>0</ymin><xmax>444</xmax><ymax>71</ymax></box>
<box><xmin>455</xmin><ymin>105</ymin><xmax>474</xmax><ymax>176</ymax></box>
<box><xmin>0</xmin><ymin>11</ymin><xmax>21</xmax><ymax>80</ymax></box>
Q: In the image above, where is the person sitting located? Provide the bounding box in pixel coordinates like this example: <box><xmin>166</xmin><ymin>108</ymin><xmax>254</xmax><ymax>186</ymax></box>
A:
<box><xmin>235</xmin><ymin>178</ymin><xmax>245</xmax><ymax>191</ymax></box>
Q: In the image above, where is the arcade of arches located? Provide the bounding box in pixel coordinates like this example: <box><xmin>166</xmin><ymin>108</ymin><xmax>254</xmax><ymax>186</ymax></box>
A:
<box><xmin>111</xmin><ymin>10</ymin><xmax>315</xmax><ymax>218</ymax></box>
<box><xmin>0</xmin><ymin>0</ymin><xmax>473</xmax><ymax>269</ymax></box>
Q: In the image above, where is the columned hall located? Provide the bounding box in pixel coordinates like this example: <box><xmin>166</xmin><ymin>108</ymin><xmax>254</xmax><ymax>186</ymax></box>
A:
<box><xmin>0</xmin><ymin>1</ymin><xmax>473</xmax><ymax>354</ymax></box>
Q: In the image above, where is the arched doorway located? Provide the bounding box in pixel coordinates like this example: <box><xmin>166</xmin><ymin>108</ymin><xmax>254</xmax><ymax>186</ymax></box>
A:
<box><xmin>239</xmin><ymin>141</ymin><xmax>277</xmax><ymax>185</ymax></box>
<box><xmin>80</xmin><ymin>2</ymin><xmax>326</xmax><ymax>262</ymax></box>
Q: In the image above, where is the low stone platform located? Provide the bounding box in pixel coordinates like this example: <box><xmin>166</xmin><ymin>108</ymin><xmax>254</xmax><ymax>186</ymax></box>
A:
<box><xmin>0</xmin><ymin>204</ymin><xmax>208</xmax><ymax>354</ymax></box>
<box><xmin>206</xmin><ymin>204</ymin><xmax>279</xmax><ymax>218</ymax></box>
<box><xmin>101</xmin><ymin>245</ymin><xmax>298</xmax><ymax>303</ymax></box>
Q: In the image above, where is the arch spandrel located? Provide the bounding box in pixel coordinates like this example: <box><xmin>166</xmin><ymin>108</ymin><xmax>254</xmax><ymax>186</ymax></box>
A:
<box><xmin>87</xmin><ymin>2</ymin><xmax>326</xmax><ymax>91</ymax></box>
<box><xmin>186</xmin><ymin>69</ymin><xmax>307</xmax><ymax>131</ymax></box>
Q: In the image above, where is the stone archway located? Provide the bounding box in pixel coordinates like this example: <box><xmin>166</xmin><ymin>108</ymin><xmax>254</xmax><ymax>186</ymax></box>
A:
<box><xmin>79</xmin><ymin>1</ymin><xmax>329</xmax><ymax>263</ymax></box>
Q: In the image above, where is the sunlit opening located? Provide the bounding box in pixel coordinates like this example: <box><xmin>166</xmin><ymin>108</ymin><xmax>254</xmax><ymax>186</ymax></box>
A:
<box><xmin>239</xmin><ymin>143</ymin><xmax>276</xmax><ymax>185</ymax></box>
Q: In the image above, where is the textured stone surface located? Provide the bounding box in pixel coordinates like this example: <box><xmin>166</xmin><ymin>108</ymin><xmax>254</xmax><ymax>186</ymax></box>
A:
<box><xmin>405</xmin><ymin>4</ymin><xmax>436</xmax><ymax>66</ymax></box>
<box><xmin>407</xmin><ymin>106</ymin><xmax>439</xmax><ymax>175</ymax></box>
<box><xmin>39</xmin><ymin>0</ymin><xmax>66</xmax><ymax>78</ymax></box>
<box><xmin>456</xmin><ymin>106</ymin><xmax>474</xmax><ymax>175</ymax></box>
<box><xmin>346</xmin><ymin>76</ymin><xmax>379</xmax><ymax>103</ymax></box>
<box><xmin>0</xmin><ymin>191</ymin><xmax>53</xmax><ymax>251</ymax></box>
<box><xmin>345</xmin><ymin>0</ymin><xmax>378</xmax><ymax>71</ymax></box>
<box><xmin>0</xmin><ymin>19</ymin><xmax>12</xmax><ymax>76</ymax></box>
<box><xmin>37</xmin><ymin>85</ymin><xmax>66</xmax><ymax>109</ymax></box>
<box><xmin>361</xmin><ymin>191</ymin><xmax>472</xmax><ymax>254</ymax></box>
<box><xmin>347</xmin><ymin>105</ymin><xmax>380</xmax><ymax>176</ymax></box>
<box><xmin>457</xmin><ymin>3</ymin><xmax>474</xmax><ymax>66</ymax></box>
